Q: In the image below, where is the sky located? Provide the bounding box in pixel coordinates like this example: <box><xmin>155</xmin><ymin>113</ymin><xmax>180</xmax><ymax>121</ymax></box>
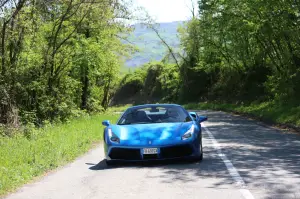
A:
<box><xmin>132</xmin><ymin>0</ymin><xmax>199</xmax><ymax>23</ymax></box>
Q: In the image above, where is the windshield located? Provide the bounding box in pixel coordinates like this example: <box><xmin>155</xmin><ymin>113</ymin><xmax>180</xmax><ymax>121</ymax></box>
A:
<box><xmin>117</xmin><ymin>105</ymin><xmax>193</xmax><ymax>125</ymax></box>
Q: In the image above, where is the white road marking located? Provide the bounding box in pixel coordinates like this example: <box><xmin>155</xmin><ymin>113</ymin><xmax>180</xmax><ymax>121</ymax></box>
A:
<box><xmin>202</xmin><ymin>124</ymin><xmax>255</xmax><ymax>199</ymax></box>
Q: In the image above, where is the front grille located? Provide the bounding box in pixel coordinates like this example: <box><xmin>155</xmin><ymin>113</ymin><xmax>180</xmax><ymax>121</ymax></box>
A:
<box><xmin>143</xmin><ymin>154</ymin><xmax>158</xmax><ymax>160</ymax></box>
<box><xmin>109</xmin><ymin>148</ymin><xmax>141</xmax><ymax>160</ymax></box>
<box><xmin>160</xmin><ymin>145</ymin><xmax>193</xmax><ymax>158</ymax></box>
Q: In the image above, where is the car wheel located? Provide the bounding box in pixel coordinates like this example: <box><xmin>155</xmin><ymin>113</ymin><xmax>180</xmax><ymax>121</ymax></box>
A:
<box><xmin>198</xmin><ymin>152</ymin><xmax>203</xmax><ymax>161</ymax></box>
<box><xmin>197</xmin><ymin>139</ymin><xmax>203</xmax><ymax>161</ymax></box>
<box><xmin>189</xmin><ymin>140</ymin><xmax>203</xmax><ymax>163</ymax></box>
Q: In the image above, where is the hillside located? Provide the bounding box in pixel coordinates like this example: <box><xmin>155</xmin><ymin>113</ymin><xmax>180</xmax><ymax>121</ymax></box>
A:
<box><xmin>125</xmin><ymin>21</ymin><xmax>184</xmax><ymax>67</ymax></box>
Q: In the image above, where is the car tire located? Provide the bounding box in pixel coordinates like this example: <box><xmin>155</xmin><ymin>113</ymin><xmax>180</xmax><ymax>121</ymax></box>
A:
<box><xmin>194</xmin><ymin>153</ymin><xmax>203</xmax><ymax>162</ymax></box>
<box><xmin>200</xmin><ymin>139</ymin><xmax>203</xmax><ymax>159</ymax></box>
<box><xmin>197</xmin><ymin>139</ymin><xmax>203</xmax><ymax>161</ymax></box>
<box><xmin>198</xmin><ymin>151</ymin><xmax>203</xmax><ymax>161</ymax></box>
<box><xmin>189</xmin><ymin>140</ymin><xmax>203</xmax><ymax>163</ymax></box>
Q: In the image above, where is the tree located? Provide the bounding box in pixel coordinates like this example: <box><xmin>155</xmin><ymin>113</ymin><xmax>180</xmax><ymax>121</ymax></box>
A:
<box><xmin>0</xmin><ymin>0</ymin><xmax>28</xmax><ymax>125</ymax></box>
<box><xmin>0</xmin><ymin>0</ymin><xmax>135</xmax><ymax>125</ymax></box>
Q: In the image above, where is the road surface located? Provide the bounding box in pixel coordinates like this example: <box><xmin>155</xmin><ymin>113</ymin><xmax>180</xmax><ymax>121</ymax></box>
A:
<box><xmin>3</xmin><ymin>111</ymin><xmax>300</xmax><ymax>199</ymax></box>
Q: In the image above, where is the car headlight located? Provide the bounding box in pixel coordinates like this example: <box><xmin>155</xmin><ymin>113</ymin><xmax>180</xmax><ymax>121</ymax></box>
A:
<box><xmin>108</xmin><ymin>129</ymin><xmax>120</xmax><ymax>143</ymax></box>
<box><xmin>182</xmin><ymin>125</ymin><xmax>195</xmax><ymax>140</ymax></box>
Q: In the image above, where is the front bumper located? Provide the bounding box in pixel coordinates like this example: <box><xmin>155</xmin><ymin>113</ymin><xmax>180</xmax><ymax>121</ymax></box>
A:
<box><xmin>105</xmin><ymin>143</ymin><xmax>200</xmax><ymax>161</ymax></box>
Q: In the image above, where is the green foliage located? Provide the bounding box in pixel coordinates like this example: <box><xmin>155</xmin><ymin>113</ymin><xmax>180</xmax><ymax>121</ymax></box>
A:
<box><xmin>0</xmin><ymin>0</ymin><xmax>133</xmax><ymax>125</ymax></box>
<box><xmin>113</xmin><ymin>62</ymin><xmax>180</xmax><ymax>105</ymax></box>
<box><xmin>174</xmin><ymin>0</ymin><xmax>300</xmax><ymax>105</ymax></box>
<box><xmin>184</xmin><ymin>100</ymin><xmax>300</xmax><ymax>127</ymax></box>
<box><xmin>0</xmin><ymin>113</ymin><xmax>120</xmax><ymax>196</ymax></box>
<box><xmin>112</xmin><ymin>65</ymin><xmax>148</xmax><ymax>105</ymax></box>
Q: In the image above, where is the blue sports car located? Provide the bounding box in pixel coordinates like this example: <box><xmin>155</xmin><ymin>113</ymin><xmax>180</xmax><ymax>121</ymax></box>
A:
<box><xmin>102</xmin><ymin>104</ymin><xmax>207</xmax><ymax>165</ymax></box>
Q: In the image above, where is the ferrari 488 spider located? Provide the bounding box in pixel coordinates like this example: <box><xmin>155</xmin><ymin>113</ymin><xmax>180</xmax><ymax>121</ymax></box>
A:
<box><xmin>102</xmin><ymin>104</ymin><xmax>207</xmax><ymax>165</ymax></box>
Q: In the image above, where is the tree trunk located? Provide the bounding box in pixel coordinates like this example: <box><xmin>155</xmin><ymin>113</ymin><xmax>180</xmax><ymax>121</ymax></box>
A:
<box><xmin>80</xmin><ymin>28</ymin><xmax>90</xmax><ymax>110</ymax></box>
<box><xmin>101</xmin><ymin>76</ymin><xmax>111</xmax><ymax>110</ymax></box>
<box><xmin>1</xmin><ymin>20</ymin><xmax>8</xmax><ymax>77</ymax></box>
<box><xmin>80</xmin><ymin>65</ymin><xmax>89</xmax><ymax>110</ymax></box>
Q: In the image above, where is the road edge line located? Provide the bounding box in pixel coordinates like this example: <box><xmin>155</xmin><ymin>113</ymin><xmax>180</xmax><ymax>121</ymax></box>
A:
<box><xmin>202</xmin><ymin>124</ymin><xmax>255</xmax><ymax>199</ymax></box>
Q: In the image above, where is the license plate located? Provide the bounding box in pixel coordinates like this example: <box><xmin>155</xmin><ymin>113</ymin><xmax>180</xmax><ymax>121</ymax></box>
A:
<box><xmin>143</xmin><ymin>148</ymin><xmax>158</xmax><ymax>154</ymax></box>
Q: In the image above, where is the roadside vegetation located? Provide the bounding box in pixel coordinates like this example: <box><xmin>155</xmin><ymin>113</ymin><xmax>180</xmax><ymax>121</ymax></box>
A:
<box><xmin>0</xmin><ymin>0</ymin><xmax>136</xmax><ymax>128</ymax></box>
<box><xmin>0</xmin><ymin>113</ymin><xmax>119</xmax><ymax>196</ymax></box>
<box><xmin>184</xmin><ymin>102</ymin><xmax>300</xmax><ymax>129</ymax></box>
<box><xmin>0</xmin><ymin>0</ymin><xmax>135</xmax><ymax>196</ymax></box>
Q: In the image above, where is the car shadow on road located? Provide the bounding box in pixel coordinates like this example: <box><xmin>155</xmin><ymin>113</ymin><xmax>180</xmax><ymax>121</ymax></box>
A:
<box><xmin>87</xmin><ymin>159</ymin><xmax>197</xmax><ymax>171</ymax></box>
<box><xmin>86</xmin><ymin>144</ymin><xmax>236</xmax><ymax>187</ymax></box>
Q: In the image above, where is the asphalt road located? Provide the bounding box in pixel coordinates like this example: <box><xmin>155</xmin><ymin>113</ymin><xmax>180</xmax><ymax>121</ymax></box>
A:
<box><xmin>3</xmin><ymin>111</ymin><xmax>300</xmax><ymax>199</ymax></box>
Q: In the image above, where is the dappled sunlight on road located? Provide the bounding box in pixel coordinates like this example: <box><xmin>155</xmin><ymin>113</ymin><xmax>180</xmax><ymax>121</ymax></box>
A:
<box><xmin>199</xmin><ymin>111</ymin><xmax>300</xmax><ymax>199</ymax></box>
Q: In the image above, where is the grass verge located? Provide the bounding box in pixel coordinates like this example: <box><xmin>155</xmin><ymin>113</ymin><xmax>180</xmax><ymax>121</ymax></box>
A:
<box><xmin>0</xmin><ymin>113</ymin><xmax>120</xmax><ymax>196</ymax></box>
<box><xmin>184</xmin><ymin>101</ymin><xmax>300</xmax><ymax>130</ymax></box>
<box><xmin>106</xmin><ymin>104</ymin><xmax>131</xmax><ymax>113</ymax></box>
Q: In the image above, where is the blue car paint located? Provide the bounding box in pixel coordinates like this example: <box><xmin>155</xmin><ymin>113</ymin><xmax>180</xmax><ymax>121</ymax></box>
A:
<box><xmin>102</xmin><ymin>104</ymin><xmax>206</xmax><ymax>162</ymax></box>
<box><xmin>189</xmin><ymin>112</ymin><xmax>198</xmax><ymax>117</ymax></box>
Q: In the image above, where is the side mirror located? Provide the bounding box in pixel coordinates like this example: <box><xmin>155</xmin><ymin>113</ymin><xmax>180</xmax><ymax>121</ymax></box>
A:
<box><xmin>102</xmin><ymin>120</ymin><xmax>110</xmax><ymax>127</ymax></box>
<box><xmin>198</xmin><ymin>116</ymin><xmax>207</xmax><ymax>123</ymax></box>
<box><xmin>189</xmin><ymin>112</ymin><xmax>198</xmax><ymax>120</ymax></box>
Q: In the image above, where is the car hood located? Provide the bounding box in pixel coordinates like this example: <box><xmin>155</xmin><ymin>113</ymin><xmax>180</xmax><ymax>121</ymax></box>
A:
<box><xmin>109</xmin><ymin>122</ymin><xmax>194</xmax><ymax>145</ymax></box>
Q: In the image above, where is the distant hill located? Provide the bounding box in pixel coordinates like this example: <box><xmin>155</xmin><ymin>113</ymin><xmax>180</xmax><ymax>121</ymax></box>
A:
<box><xmin>124</xmin><ymin>21</ymin><xmax>184</xmax><ymax>67</ymax></box>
